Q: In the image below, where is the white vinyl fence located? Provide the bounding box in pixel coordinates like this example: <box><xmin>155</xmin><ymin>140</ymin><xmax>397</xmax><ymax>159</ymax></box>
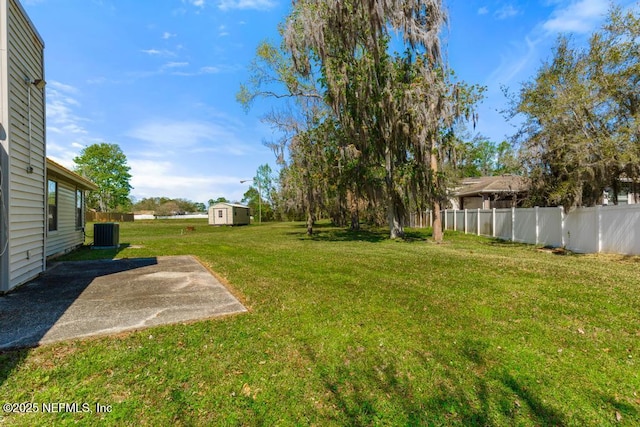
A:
<box><xmin>134</xmin><ymin>214</ymin><xmax>208</xmax><ymax>220</ymax></box>
<box><xmin>409</xmin><ymin>205</ymin><xmax>640</xmax><ymax>256</ymax></box>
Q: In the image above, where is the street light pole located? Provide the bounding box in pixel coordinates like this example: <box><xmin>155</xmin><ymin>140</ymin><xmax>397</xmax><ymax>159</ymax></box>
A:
<box><xmin>240</xmin><ymin>179</ymin><xmax>261</xmax><ymax>224</ymax></box>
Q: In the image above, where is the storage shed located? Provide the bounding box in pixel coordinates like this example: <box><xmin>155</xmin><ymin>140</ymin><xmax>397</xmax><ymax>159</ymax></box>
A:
<box><xmin>0</xmin><ymin>0</ymin><xmax>47</xmax><ymax>292</ymax></box>
<box><xmin>208</xmin><ymin>203</ymin><xmax>250</xmax><ymax>226</ymax></box>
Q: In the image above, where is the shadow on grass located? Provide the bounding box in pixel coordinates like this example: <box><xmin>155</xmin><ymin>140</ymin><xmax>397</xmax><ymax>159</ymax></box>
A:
<box><xmin>298</xmin><ymin>337</ymin><xmax>573</xmax><ymax>425</ymax></box>
<box><xmin>499</xmin><ymin>371</ymin><xmax>566</xmax><ymax>425</ymax></box>
<box><xmin>484</xmin><ymin>238</ymin><xmax>533</xmax><ymax>248</ymax></box>
<box><xmin>302</xmin><ymin>342</ymin><xmax>435</xmax><ymax>424</ymax></box>
<box><xmin>55</xmin><ymin>243</ymin><xmax>131</xmax><ymax>262</ymax></box>
<box><xmin>595</xmin><ymin>393</ymin><xmax>639</xmax><ymax>421</ymax></box>
<box><xmin>309</xmin><ymin>229</ymin><xmax>388</xmax><ymax>243</ymax></box>
<box><xmin>288</xmin><ymin>226</ymin><xmax>428</xmax><ymax>243</ymax></box>
<box><xmin>0</xmin><ymin>348</ymin><xmax>29</xmax><ymax>388</ymax></box>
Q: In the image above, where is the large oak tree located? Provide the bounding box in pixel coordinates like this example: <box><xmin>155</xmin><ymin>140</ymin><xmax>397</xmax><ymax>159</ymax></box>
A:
<box><xmin>73</xmin><ymin>143</ymin><xmax>132</xmax><ymax>212</ymax></box>
<box><xmin>512</xmin><ymin>7</ymin><xmax>639</xmax><ymax>210</ymax></box>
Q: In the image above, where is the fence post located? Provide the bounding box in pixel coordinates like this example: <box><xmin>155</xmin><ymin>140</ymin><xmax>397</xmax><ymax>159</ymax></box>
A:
<box><xmin>453</xmin><ymin>209</ymin><xmax>457</xmax><ymax>231</ymax></box>
<box><xmin>429</xmin><ymin>210</ymin><xmax>432</xmax><ymax>228</ymax></box>
<box><xmin>444</xmin><ymin>209</ymin><xmax>448</xmax><ymax>230</ymax></box>
<box><xmin>492</xmin><ymin>208</ymin><xmax>496</xmax><ymax>237</ymax></box>
<box><xmin>477</xmin><ymin>208</ymin><xmax>481</xmax><ymax>236</ymax></box>
<box><xmin>464</xmin><ymin>209</ymin><xmax>468</xmax><ymax>234</ymax></box>
<box><xmin>511</xmin><ymin>207</ymin><xmax>516</xmax><ymax>242</ymax></box>
<box><xmin>596</xmin><ymin>205</ymin><xmax>602</xmax><ymax>253</ymax></box>
<box><xmin>560</xmin><ymin>206</ymin><xmax>565</xmax><ymax>248</ymax></box>
<box><xmin>535</xmin><ymin>206</ymin><xmax>539</xmax><ymax>245</ymax></box>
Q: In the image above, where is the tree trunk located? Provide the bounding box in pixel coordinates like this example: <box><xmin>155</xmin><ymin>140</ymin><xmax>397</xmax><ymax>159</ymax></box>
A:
<box><xmin>303</xmin><ymin>157</ymin><xmax>315</xmax><ymax>236</ymax></box>
<box><xmin>386</xmin><ymin>147</ymin><xmax>404</xmax><ymax>239</ymax></box>
<box><xmin>306</xmin><ymin>211</ymin><xmax>315</xmax><ymax>236</ymax></box>
<box><xmin>387</xmin><ymin>201</ymin><xmax>404</xmax><ymax>239</ymax></box>
<box><xmin>348</xmin><ymin>189</ymin><xmax>360</xmax><ymax>230</ymax></box>
<box><xmin>431</xmin><ymin>199</ymin><xmax>443</xmax><ymax>242</ymax></box>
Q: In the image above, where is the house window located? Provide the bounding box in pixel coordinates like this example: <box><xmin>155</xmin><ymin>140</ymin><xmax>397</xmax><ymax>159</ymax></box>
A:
<box><xmin>48</xmin><ymin>180</ymin><xmax>58</xmax><ymax>231</ymax></box>
<box><xmin>75</xmin><ymin>189</ymin><xmax>83</xmax><ymax>229</ymax></box>
<box><xmin>218</xmin><ymin>210</ymin><xmax>223</xmax><ymax>218</ymax></box>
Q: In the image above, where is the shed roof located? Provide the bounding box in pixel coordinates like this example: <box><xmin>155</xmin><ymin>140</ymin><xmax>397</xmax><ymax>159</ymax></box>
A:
<box><xmin>46</xmin><ymin>158</ymin><xmax>99</xmax><ymax>191</ymax></box>
<box><xmin>211</xmin><ymin>202</ymin><xmax>249</xmax><ymax>209</ymax></box>
<box><xmin>455</xmin><ymin>175</ymin><xmax>529</xmax><ymax>197</ymax></box>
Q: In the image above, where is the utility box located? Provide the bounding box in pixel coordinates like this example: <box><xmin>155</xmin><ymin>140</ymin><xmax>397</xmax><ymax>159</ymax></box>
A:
<box><xmin>93</xmin><ymin>223</ymin><xmax>120</xmax><ymax>249</ymax></box>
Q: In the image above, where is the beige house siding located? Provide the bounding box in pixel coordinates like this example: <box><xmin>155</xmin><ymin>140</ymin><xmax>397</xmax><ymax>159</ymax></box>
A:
<box><xmin>46</xmin><ymin>159</ymin><xmax>97</xmax><ymax>258</ymax></box>
<box><xmin>45</xmin><ymin>179</ymin><xmax>83</xmax><ymax>258</ymax></box>
<box><xmin>0</xmin><ymin>0</ymin><xmax>46</xmax><ymax>292</ymax></box>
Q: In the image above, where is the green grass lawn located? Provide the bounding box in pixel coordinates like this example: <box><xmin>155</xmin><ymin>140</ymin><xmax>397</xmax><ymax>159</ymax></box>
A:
<box><xmin>1</xmin><ymin>220</ymin><xmax>638</xmax><ymax>426</ymax></box>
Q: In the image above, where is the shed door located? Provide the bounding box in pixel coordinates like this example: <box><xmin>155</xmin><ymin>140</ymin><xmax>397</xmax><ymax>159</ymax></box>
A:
<box><xmin>217</xmin><ymin>209</ymin><xmax>227</xmax><ymax>224</ymax></box>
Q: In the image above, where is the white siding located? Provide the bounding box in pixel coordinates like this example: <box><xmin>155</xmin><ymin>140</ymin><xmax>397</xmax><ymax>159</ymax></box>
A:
<box><xmin>0</xmin><ymin>0</ymin><xmax>46</xmax><ymax>292</ymax></box>
<box><xmin>46</xmin><ymin>178</ymin><xmax>84</xmax><ymax>258</ymax></box>
<box><xmin>208</xmin><ymin>205</ymin><xmax>230</xmax><ymax>225</ymax></box>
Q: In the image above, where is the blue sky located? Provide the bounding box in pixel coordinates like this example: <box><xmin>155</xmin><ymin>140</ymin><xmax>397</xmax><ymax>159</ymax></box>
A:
<box><xmin>21</xmin><ymin>0</ymin><xmax>636</xmax><ymax>205</ymax></box>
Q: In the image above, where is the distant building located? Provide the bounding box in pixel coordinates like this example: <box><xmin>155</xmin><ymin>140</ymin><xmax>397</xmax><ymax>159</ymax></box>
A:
<box><xmin>453</xmin><ymin>175</ymin><xmax>529</xmax><ymax>210</ymax></box>
<box><xmin>208</xmin><ymin>203</ymin><xmax>251</xmax><ymax>226</ymax></box>
<box><xmin>603</xmin><ymin>179</ymin><xmax>639</xmax><ymax>205</ymax></box>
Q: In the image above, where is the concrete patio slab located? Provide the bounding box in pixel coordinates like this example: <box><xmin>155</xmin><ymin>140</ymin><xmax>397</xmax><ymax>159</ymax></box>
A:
<box><xmin>0</xmin><ymin>255</ymin><xmax>247</xmax><ymax>351</ymax></box>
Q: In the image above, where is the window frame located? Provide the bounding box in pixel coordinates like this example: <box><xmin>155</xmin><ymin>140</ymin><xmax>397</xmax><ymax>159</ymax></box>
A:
<box><xmin>48</xmin><ymin>179</ymin><xmax>58</xmax><ymax>232</ymax></box>
<box><xmin>75</xmin><ymin>188</ymin><xmax>84</xmax><ymax>230</ymax></box>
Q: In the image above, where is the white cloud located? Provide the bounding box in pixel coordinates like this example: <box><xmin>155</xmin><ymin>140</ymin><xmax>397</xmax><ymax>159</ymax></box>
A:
<box><xmin>217</xmin><ymin>0</ymin><xmax>276</xmax><ymax>11</ymax></box>
<box><xmin>129</xmin><ymin>158</ymin><xmax>243</xmax><ymax>202</ymax></box>
<box><xmin>495</xmin><ymin>4</ymin><xmax>519</xmax><ymax>20</ymax></box>
<box><xmin>126</xmin><ymin>119</ymin><xmax>250</xmax><ymax>154</ymax></box>
<box><xmin>141</xmin><ymin>48</ymin><xmax>176</xmax><ymax>57</ymax></box>
<box><xmin>162</xmin><ymin>61</ymin><xmax>189</xmax><ymax>69</ymax></box>
<box><xmin>169</xmin><ymin>64</ymin><xmax>239</xmax><ymax>76</ymax></box>
<box><xmin>218</xmin><ymin>25</ymin><xmax>230</xmax><ymax>37</ymax></box>
<box><xmin>48</xmin><ymin>81</ymin><xmax>80</xmax><ymax>94</ymax></box>
<box><xmin>85</xmin><ymin>77</ymin><xmax>110</xmax><ymax>85</ymax></box>
<box><xmin>484</xmin><ymin>0</ymin><xmax>612</xmax><ymax>89</ymax></box>
<box><xmin>477</xmin><ymin>7</ymin><xmax>489</xmax><ymax>15</ymax></box>
<box><xmin>46</xmin><ymin>82</ymin><xmax>88</xmax><ymax>136</ymax></box>
<box><xmin>44</xmin><ymin>81</ymin><xmax>107</xmax><ymax>163</ymax></box>
<box><xmin>162</xmin><ymin>32</ymin><xmax>176</xmax><ymax>39</ymax></box>
<box><xmin>128</xmin><ymin>61</ymin><xmax>237</xmax><ymax>79</ymax></box>
<box><xmin>487</xmin><ymin>36</ymin><xmax>541</xmax><ymax>85</ymax></box>
<box><xmin>543</xmin><ymin>0</ymin><xmax>608</xmax><ymax>34</ymax></box>
<box><xmin>182</xmin><ymin>0</ymin><xmax>206</xmax><ymax>7</ymax></box>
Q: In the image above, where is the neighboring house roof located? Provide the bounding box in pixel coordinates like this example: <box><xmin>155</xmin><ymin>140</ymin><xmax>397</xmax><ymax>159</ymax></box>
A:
<box><xmin>455</xmin><ymin>175</ymin><xmax>529</xmax><ymax>197</ymax></box>
<box><xmin>211</xmin><ymin>203</ymin><xmax>249</xmax><ymax>209</ymax></box>
<box><xmin>46</xmin><ymin>158</ymin><xmax>99</xmax><ymax>191</ymax></box>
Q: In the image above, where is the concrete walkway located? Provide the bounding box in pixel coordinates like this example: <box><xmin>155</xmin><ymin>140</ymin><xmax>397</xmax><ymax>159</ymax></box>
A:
<box><xmin>0</xmin><ymin>256</ymin><xmax>247</xmax><ymax>351</ymax></box>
